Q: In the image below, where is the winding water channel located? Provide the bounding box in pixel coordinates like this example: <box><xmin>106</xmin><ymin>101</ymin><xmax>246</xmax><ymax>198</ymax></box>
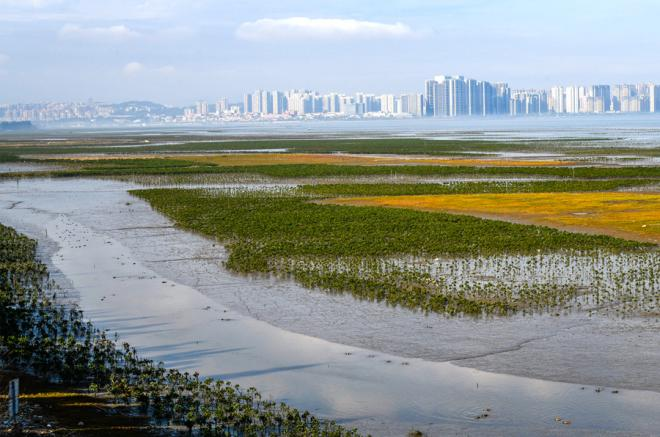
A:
<box><xmin>1</xmin><ymin>177</ymin><xmax>659</xmax><ymax>436</ymax></box>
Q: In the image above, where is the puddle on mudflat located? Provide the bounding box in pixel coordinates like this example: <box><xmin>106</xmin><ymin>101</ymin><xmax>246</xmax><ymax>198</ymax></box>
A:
<box><xmin>1</xmin><ymin>178</ymin><xmax>659</xmax><ymax>436</ymax></box>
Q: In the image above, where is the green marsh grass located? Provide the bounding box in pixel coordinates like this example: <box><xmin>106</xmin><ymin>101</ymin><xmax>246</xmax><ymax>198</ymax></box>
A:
<box><xmin>132</xmin><ymin>187</ymin><xmax>655</xmax><ymax>317</ymax></box>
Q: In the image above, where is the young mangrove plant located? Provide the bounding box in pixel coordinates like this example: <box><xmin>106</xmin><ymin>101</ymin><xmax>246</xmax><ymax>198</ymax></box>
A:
<box><xmin>0</xmin><ymin>223</ymin><xmax>361</xmax><ymax>436</ymax></box>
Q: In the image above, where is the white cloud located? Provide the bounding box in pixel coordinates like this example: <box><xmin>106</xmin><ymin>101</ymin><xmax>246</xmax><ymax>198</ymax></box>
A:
<box><xmin>236</xmin><ymin>17</ymin><xmax>417</xmax><ymax>41</ymax></box>
<box><xmin>59</xmin><ymin>24</ymin><xmax>140</xmax><ymax>41</ymax></box>
<box><xmin>0</xmin><ymin>54</ymin><xmax>9</xmax><ymax>64</ymax></box>
<box><xmin>123</xmin><ymin>62</ymin><xmax>176</xmax><ymax>77</ymax></box>
<box><xmin>122</xmin><ymin>62</ymin><xmax>145</xmax><ymax>76</ymax></box>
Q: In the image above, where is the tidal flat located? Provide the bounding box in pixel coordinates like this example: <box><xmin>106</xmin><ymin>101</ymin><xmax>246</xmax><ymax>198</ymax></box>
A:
<box><xmin>1</xmin><ymin>126</ymin><xmax>659</xmax><ymax>436</ymax></box>
<box><xmin>1</xmin><ymin>177</ymin><xmax>659</xmax><ymax>436</ymax></box>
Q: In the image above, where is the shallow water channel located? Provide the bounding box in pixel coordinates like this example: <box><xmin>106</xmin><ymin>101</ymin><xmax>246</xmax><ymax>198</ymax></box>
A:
<box><xmin>1</xmin><ymin>177</ymin><xmax>659</xmax><ymax>436</ymax></box>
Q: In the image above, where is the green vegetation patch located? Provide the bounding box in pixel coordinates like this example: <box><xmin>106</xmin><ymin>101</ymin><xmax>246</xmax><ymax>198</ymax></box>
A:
<box><xmin>298</xmin><ymin>179</ymin><xmax>654</xmax><ymax>197</ymax></box>
<box><xmin>132</xmin><ymin>188</ymin><xmax>648</xmax><ymax>316</ymax></box>
<box><xmin>134</xmin><ymin>189</ymin><xmax>642</xmax><ymax>259</ymax></box>
<box><xmin>8</xmin><ymin>158</ymin><xmax>659</xmax><ymax>181</ymax></box>
<box><xmin>0</xmin><ymin>138</ymin><xmax>605</xmax><ymax>157</ymax></box>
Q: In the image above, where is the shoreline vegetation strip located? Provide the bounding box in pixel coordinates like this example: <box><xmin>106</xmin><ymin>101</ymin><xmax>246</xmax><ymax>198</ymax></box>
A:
<box><xmin>4</xmin><ymin>137</ymin><xmax>659</xmax><ymax>158</ymax></box>
<box><xmin>0</xmin><ymin>223</ymin><xmax>361</xmax><ymax>436</ymax></box>
<box><xmin>2</xmin><ymin>160</ymin><xmax>660</xmax><ymax>180</ymax></box>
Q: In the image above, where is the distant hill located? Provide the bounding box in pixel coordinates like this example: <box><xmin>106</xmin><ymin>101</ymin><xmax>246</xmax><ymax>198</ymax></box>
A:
<box><xmin>0</xmin><ymin>121</ymin><xmax>34</xmax><ymax>131</ymax></box>
<box><xmin>112</xmin><ymin>101</ymin><xmax>183</xmax><ymax>117</ymax></box>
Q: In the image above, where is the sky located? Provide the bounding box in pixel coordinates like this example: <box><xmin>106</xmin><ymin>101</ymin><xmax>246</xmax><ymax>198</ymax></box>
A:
<box><xmin>1</xmin><ymin>0</ymin><xmax>660</xmax><ymax>105</ymax></box>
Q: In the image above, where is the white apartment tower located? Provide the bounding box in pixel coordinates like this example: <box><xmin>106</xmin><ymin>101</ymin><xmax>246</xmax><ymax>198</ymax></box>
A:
<box><xmin>196</xmin><ymin>100</ymin><xmax>208</xmax><ymax>116</ymax></box>
<box><xmin>650</xmin><ymin>84</ymin><xmax>660</xmax><ymax>113</ymax></box>
<box><xmin>565</xmin><ymin>86</ymin><xmax>579</xmax><ymax>113</ymax></box>
<box><xmin>215</xmin><ymin>98</ymin><xmax>227</xmax><ymax>115</ymax></box>
<box><xmin>380</xmin><ymin>94</ymin><xmax>397</xmax><ymax>114</ymax></box>
<box><xmin>550</xmin><ymin>87</ymin><xmax>565</xmax><ymax>113</ymax></box>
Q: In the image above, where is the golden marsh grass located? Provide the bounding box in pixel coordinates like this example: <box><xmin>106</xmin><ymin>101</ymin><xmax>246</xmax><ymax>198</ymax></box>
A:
<box><xmin>327</xmin><ymin>192</ymin><xmax>660</xmax><ymax>243</ymax></box>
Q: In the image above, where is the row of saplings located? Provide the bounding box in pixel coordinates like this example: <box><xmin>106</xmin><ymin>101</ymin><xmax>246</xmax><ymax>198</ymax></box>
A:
<box><xmin>0</xmin><ymin>223</ymin><xmax>360</xmax><ymax>436</ymax></box>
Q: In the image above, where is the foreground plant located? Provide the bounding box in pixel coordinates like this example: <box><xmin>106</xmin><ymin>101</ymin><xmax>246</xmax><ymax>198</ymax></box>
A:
<box><xmin>0</xmin><ymin>223</ymin><xmax>360</xmax><ymax>436</ymax></box>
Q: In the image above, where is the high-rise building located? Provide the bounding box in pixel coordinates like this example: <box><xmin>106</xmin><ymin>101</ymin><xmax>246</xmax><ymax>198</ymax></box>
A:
<box><xmin>510</xmin><ymin>90</ymin><xmax>547</xmax><ymax>116</ymax></box>
<box><xmin>323</xmin><ymin>93</ymin><xmax>341</xmax><ymax>113</ymax></box>
<box><xmin>394</xmin><ymin>94</ymin><xmax>424</xmax><ymax>116</ymax></box>
<box><xmin>612</xmin><ymin>84</ymin><xmax>638</xmax><ymax>112</ymax></box>
<box><xmin>466</xmin><ymin>79</ymin><xmax>481</xmax><ymax>116</ymax></box>
<box><xmin>591</xmin><ymin>85</ymin><xmax>610</xmax><ymax>113</ymax></box>
<box><xmin>250</xmin><ymin>91</ymin><xmax>262</xmax><ymax>114</ymax></box>
<box><xmin>196</xmin><ymin>100</ymin><xmax>208</xmax><ymax>116</ymax></box>
<box><xmin>272</xmin><ymin>91</ymin><xmax>287</xmax><ymax>115</ymax></box>
<box><xmin>650</xmin><ymin>84</ymin><xmax>660</xmax><ymax>113</ymax></box>
<box><xmin>425</xmin><ymin>75</ymin><xmax>507</xmax><ymax>117</ymax></box>
<box><xmin>243</xmin><ymin>94</ymin><xmax>253</xmax><ymax>114</ymax></box>
<box><xmin>494</xmin><ymin>83</ymin><xmax>510</xmax><ymax>115</ymax></box>
<box><xmin>215</xmin><ymin>98</ymin><xmax>227</xmax><ymax>115</ymax></box>
<box><xmin>637</xmin><ymin>84</ymin><xmax>651</xmax><ymax>112</ymax></box>
<box><xmin>565</xmin><ymin>86</ymin><xmax>579</xmax><ymax>113</ymax></box>
<box><xmin>408</xmin><ymin>94</ymin><xmax>425</xmax><ymax>116</ymax></box>
<box><xmin>260</xmin><ymin>90</ymin><xmax>273</xmax><ymax>114</ymax></box>
<box><xmin>287</xmin><ymin>90</ymin><xmax>314</xmax><ymax>115</ymax></box>
<box><xmin>549</xmin><ymin>86</ymin><xmax>565</xmax><ymax>113</ymax></box>
<box><xmin>433</xmin><ymin>75</ymin><xmax>469</xmax><ymax>116</ymax></box>
<box><xmin>480</xmin><ymin>81</ymin><xmax>496</xmax><ymax>115</ymax></box>
<box><xmin>380</xmin><ymin>94</ymin><xmax>396</xmax><ymax>114</ymax></box>
<box><xmin>424</xmin><ymin>79</ymin><xmax>441</xmax><ymax>116</ymax></box>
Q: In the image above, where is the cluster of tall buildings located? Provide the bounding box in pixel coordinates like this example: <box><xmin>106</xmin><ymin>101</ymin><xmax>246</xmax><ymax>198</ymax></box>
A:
<box><xmin>424</xmin><ymin>75</ymin><xmax>512</xmax><ymax>116</ymax></box>
<box><xmin>224</xmin><ymin>77</ymin><xmax>660</xmax><ymax>119</ymax></box>
<box><xmin>236</xmin><ymin>90</ymin><xmax>425</xmax><ymax>117</ymax></box>
<box><xmin>547</xmin><ymin>84</ymin><xmax>660</xmax><ymax>114</ymax></box>
<box><xmin>423</xmin><ymin>75</ymin><xmax>660</xmax><ymax>117</ymax></box>
<box><xmin>0</xmin><ymin>101</ymin><xmax>114</xmax><ymax>122</ymax></box>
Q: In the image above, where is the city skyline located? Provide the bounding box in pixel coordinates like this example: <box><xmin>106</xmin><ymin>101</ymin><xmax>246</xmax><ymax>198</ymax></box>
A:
<box><xmin>2</xmin><ymin>1</ymin><xmax>660</xmax><ymax>104</ymax></box>
<box><xmin>4</xmin><ymin>74</ymin><xmax>660</xmax><ymax>124</ymax></box>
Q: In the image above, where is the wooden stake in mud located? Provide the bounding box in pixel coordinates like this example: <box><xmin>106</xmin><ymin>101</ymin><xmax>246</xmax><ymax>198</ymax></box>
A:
<box><xmin>8</xmin><ymin>378</ymin><xmax>19</xmax><ymax>423</ymax></box>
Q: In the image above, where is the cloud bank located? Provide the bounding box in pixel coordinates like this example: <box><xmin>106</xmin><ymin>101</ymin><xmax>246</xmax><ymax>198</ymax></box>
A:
<box><xmin>59</xmin><ymin>24</ymin><xmax>140</xmax><ymax>41</ymax></box>
<box><xmin>236</xmin><ymin>17</ymin><xmax>416</xmax><ymax>41</ymax></box>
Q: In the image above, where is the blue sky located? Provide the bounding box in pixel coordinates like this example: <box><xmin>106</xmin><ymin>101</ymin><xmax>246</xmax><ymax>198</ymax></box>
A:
<box><xmin>1</xmin><ymin>0</ymin><xmax>659</xmax><ymax>104</ymax></box>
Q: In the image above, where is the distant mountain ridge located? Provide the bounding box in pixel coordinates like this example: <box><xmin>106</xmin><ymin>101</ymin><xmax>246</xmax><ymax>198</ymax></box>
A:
<box><xmin>111</xmin><ymin>101</ymin><xmax>182</xmax><ymax>117</ymax></box>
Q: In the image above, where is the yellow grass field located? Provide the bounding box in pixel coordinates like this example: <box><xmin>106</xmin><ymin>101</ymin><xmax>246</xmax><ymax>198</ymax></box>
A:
<box><xmin>54</xmin><ymin>153</ymin><xmax>576</xmax><ymax>167</ymax></box>
<box><xmin>327</xmin><ymin>192</ymin><xmax>660</xmax><ymax>243</ymax></box>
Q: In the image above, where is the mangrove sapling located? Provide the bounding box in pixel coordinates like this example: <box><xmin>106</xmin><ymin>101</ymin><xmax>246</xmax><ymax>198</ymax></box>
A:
<box><xmin>0</xmin><ymin>223</ymin><xmax>361</xmax><ymax>436</ymax></box>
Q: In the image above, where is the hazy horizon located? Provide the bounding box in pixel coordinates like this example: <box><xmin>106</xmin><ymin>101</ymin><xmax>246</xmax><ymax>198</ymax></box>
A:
<box><xmin>2</xmin><ymin>0</ymin><xmax>660</xmax><ymax>105</ymax></box>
